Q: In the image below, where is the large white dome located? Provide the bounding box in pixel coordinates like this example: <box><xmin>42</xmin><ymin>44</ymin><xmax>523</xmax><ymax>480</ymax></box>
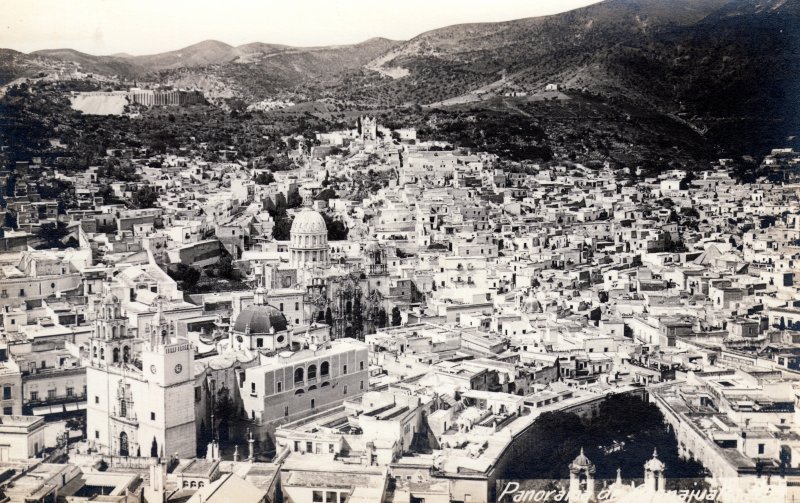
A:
<box><xmin>291</xmin><ymin>208</ymin><xmax>327</xmax><ymax>235</ymax></box>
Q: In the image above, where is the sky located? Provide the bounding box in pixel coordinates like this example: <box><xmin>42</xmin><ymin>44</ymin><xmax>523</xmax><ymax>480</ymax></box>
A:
<box><xmin>2</xmin><ymin>0</ymin><xmax>602</xmax><ymax>55</ymax></box>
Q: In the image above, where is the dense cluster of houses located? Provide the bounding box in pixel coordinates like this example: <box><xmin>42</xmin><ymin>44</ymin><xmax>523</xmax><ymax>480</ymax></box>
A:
<box><xmin>0</xmin><ymin>118</ymin><xmax>797</xmax><ymax>502</ymax></box>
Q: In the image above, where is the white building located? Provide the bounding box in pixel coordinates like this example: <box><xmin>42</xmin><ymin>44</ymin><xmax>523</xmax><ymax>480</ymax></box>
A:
<box><xmin>86</xmin><ymin>293</ymin><xmax>196</xmax><ymax>458</ymax></box>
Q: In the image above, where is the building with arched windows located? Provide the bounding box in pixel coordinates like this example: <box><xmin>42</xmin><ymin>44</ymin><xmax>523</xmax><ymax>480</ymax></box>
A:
<box><xmin>237</xmin><ymin>335</ymin><xmax>369</xmax><ymax>448</ymax></box>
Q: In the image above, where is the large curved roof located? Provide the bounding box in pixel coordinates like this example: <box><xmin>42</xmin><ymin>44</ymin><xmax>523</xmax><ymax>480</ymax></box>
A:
<box><xmin>291</xmin><ymin>208</ymin><xmax>327</xmax><ymax>235</ymax></box>
<box><xmin>233</xmin><ymin>304</ymin><xmax>288</xmax><ymax>334</ymax></box>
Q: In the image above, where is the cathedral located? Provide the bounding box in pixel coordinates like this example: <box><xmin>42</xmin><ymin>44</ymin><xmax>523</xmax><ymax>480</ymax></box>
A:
<box><xmin>86</xmin><ymin>292</ymin><xmax>196</xmax><ymax>458</ymax></box>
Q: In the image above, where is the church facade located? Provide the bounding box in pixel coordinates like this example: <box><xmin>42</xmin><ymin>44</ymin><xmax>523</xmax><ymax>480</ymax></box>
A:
<box><xmin>86</xmin><ymin>293</ymin><xmax>196</xmax><ymax>458</ymax></box>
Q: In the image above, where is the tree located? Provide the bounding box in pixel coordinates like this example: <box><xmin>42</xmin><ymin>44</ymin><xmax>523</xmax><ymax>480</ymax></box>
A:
<box><xmin>132</xmin><ymin>186</ymin><xmax>159</xmax><ymax>209</ymax></box>
<box><xmin>215</xmin><ymin>254</ymin><xmax>237</xmax><ymax>279</ymax></box>
<box><xmin>167</xmin><ymin>264</ymin><xmax>200</xmax><ymax>290</ymax></box>
<box><xmin>287</xmin><ymin>188</ymin><xmax>303</xmax><ymax>208</ymax></box>
<box><xmin>391</xmin><ymin>306</ymin><xmax>402</xmax><ymax>326</ymax></box>
<box><xmin>36</xmin><ymin>221</ymin><xmax>73</xmax><ymax>249</ymax></box>
<box><xmin>321</xmin><ymin>212</ymin><xmax>349</xmax><ymax>241</ymax></box>
<box><xmin>255</xmin><ymin>172</ymin><xmax>275</xmax><ymax>185</ymax></box>
<box><xmin>377</xmin><ymin>308</ymin><xmax>387</xmax><ymax>329</ymax></box>
<box><xmin>272</xmin><ymin>216</ymin><xmax>293</xmax><ymax>240</ymax></box>
<box><xmin>215</xmin><ymin>387</ymin><xmax>235</xmax><ymax>443</ymax></box>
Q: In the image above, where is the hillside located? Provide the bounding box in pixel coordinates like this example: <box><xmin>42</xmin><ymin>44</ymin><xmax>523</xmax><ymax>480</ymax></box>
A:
<box><xmin>337</xmin><ymin>0</ymin><xmax>799</xmax><ymax>154</ymax></box>
<box><xmin>2</xmin><ymin>0</ymin><xmax>798</xmax><ymax>156</ymax></box>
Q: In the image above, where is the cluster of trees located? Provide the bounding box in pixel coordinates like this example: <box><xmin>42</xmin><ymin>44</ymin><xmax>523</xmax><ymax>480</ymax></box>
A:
<box><xmin>506</xmin><ymin>394</ymin><xmax>706</xmax><ymax>482</ymax></box>
<box><xmin>35</xmin><ymin>221</ymin><xmax>78</xmax><ymax>250</ymax></box>
<box><xmin>132</xmin><ymin>186</ymin><xmax>159</xmax><ymax>209</ymax></box>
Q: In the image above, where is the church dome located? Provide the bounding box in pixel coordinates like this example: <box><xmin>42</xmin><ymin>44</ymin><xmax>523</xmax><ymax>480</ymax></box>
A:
<box><xmin>291</xmin><ymin>208</ymin><xmax>327</xmax><ymax>235</ymax></box>
<box><xmin>571</xmin><ymin>448</ymin><xmax>595</xmax><ymax>470</ymax></box>
<box><xmin>233</xmin><ymin>305</ymin><xmax>288</xmax><ymax>334</ymax></box>
<box><xmin>644</xmin><ymin>449</ymin><xmax>665</xmax><ymax>472</ymax></box>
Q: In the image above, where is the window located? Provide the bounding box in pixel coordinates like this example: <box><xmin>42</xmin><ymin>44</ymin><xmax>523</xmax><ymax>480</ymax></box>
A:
<box><xmin>19</xmin><ymin>289</ymin><xmax>24</xmax><ymax>297</ymax></box>
<box><xmin>256</xmin><ymin>338</ymin><xmax>263</xmax><ymax>348</ymax></box>
<box><xmin>758</xmin><ymin>444</ymin><xmax>765</xmax><ymax>455</ymax></box>
<box><xmin>3</xmin><ymin>386</ymin><xmax>10</xmax><ymax>400</ymax></box>
<box><xmin>95</xmin><ymin>430</ymin><xmax>100</xmax><ymax>439</ymax></box>
<box><xmin>277</xmin><ymin>382</ymin><xmax>282</xmax><ymax>393</ymax></box>
<box><xmin>279</xmin><ymin>303</ymin><xmax>284</xmax><ymax>312</ymax></box>
<box><xmin>308</xmin><ymin>365</ymin><xmax>317</xmax><ymax>379</ymax></box>
<box><xmin>47</xmin><ymin>389</ymin><xmax>56</xmax><ymax>399</ymax></box>
<box><xmin>294</xmin><ymin>367</ymin><xmax>304</xmax><ymax>383</ymax></box>
<box><xmin>31</xmin><ymin>391</ymin><xmax>39</xmax><ymax>401</ymax></box>
<box><xmin>327</xmin><ymin>492</ymin><xmax>337</xmax><ymax>503</ymax></box>
<box><xmin>2</xmin><ymin>407</ymin><xmax>11</xmax><ymax>415</ymax></box>
<box><xmin>306</xmin><ymin>441</ymin><xmax>313</xmax><ymax>452</ymax></box>
<box><xmin>359</xmin><ymin>361</ymin><xmax>364</xmax><ymax>371</ymax></box>
<box><xmin>95</xmin><ymin>395</ymin><xmax>99</xmax><ymax>404</ymax></box>
<box><xmin>313</xmin><ymin>491</ymin><xmax>323</xmax><ymax>502</ymax></box>
<box><xmin>321</xmin><ymin>361</ymin><xmax>330</xmax><ymax>376</ymax></box>
<box><xmin>251</xmin><ymin>382</ymin><xmax>256</xmax><ymax>395</ymax></box>
<box><xmin>343</xmin><ymin>364</ymin><xmax>348</xmax><ymax>375</ymax></box>
<box><xmin>343</xmin><ymin>385</ymin><xmax>348</xmax><ymax>395</ymax></box>
<box><xmin>360</xmin><ymin>381</ymin><xmax>364</xmax><ymax>390</ymax></box>
<box><xmin>284</xmin><ymin>406</ymin><xmax>289</xmax><ymax>417</ymax></box>
<box><xmin>311</xmin><ymin>398</ymin><xmax>315</xmax><ymax>409</ymax></box>
<box><xmin>66</xmin><ymin>387</ymin><xmax>74</xmax><ymax>397</ymax></box>
<box><xmin>151</xmin><ymin>412</ymin><xmax>156</xmax><ymax>420</ymax></box>
<box><xmin>295</xmin><ymin>302</ymin><xmax>299</xmax><ymax>310</ymax></box>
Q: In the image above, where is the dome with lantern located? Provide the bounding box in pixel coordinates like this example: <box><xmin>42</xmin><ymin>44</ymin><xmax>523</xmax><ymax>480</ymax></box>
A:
<box><xmin>570</xmin><ymin>448</ymin><xmax>596</xmax><ymax>473</ymax></box>
<box><xmin>290</xmin><ymin>207</ymin><xmax>327</xmax><ymax>235</ymax></box>
<box><xmin>230</xmin><ymin>287</ymin><xmax>292</xmax><ymax>353</ymax></box>
<box><xmin>289</xmin><ymin>204</ymin><xmax>329</xmax><ymax>270</ymax></box>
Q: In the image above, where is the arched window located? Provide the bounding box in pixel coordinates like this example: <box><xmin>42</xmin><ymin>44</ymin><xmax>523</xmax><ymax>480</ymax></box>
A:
<box><xmin>308</xmin><ymin>385</ymin><xmax>317</xmax><ymax>391</ymax></box>
<box><xmin>320</xmin><ymin>381</ymin><xmax>330</xmax><ymax>388</ymax></box>
<box><xmin>295</xmin><ymin>389</ymin><xmax>304</xmax><ymax>395</ymax></box>
<box><xmin>112</xmin><ymin>326</ymin><xmax>118</xmax><ymax>338</ymax></box>
<box><xmin>294</xmin><ymin>367</ymin><xmax>304</xmax><ymax>383</ymax></box>
<box><xmin>123</xmin><ymin>346</ymin><xmax>130</xmax><ymax>363</ymax></box>
<box><xmin>119</xmin><ymin>431</ymin><xmax>129</xmax><ymax>457</ymax></box>
<box><xmin>308</xmin><ymin>365</ymin><xmax>317</xmax><ymax>380</ymax></box>
<box><xmin>112</xmin><ymin>348</ymin><xmax>120</xmax><ymax>363</ymax></box>
<box><xmin>93</xmin><ymin>345</ymin><xmax>97</xmax><ymax>358</ymax></box>
<box><xmin>100</xmin><ymin>348</ymin><xmax>105</xmax><ymax>361</ymax></box>
<box><xmin>320</xmin><ymin>361</ymin><xmax>330</xmax><ymax>376</ymax></box>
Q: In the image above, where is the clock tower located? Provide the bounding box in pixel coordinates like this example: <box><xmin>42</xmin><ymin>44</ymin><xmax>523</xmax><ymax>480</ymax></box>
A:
<box><xmin>140</xmin><ymin>298</ymin><xmax>196</xmax><ymax>457</ymax></box>
<box><xmin>87</xmin><ymin>295</ymin><xmax>196</xmax><ymax>459</ymax></box>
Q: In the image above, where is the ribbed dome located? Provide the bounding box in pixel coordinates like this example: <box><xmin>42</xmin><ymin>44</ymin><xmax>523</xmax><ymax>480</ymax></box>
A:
<box><xmin>233</xmin><ymin>305</ymin><xmax>288</xmax><ymax>334</ymax></box>
<box><xmin>571</xmin><ymin>448</ymin><xmax>594</xmax><ymax>469</ymax></box>
<box><xmin>291</xmin><ymin>208</ymin><xmax>327</xmax><ymax>235</ymax></box>
<box><xmin>644</xmin><ymin>450</ymin><xmax>665</xmax><ymax>472</ymax></box>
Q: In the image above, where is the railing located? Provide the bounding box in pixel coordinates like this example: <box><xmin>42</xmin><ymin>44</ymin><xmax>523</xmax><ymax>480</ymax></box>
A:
<box><xmin>25</xmin><ymin>392</ymin><xmax>87</xmax><ymax>407</ymax></box>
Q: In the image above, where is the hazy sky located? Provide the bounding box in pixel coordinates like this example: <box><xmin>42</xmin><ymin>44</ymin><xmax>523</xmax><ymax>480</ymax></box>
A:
<box><xmin>3</xmin><ymin>0</ymin><xmax>602</xmax><ymax>55</ymax></box>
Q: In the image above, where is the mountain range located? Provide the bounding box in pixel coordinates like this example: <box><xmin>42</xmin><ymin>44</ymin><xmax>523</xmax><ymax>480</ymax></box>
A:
<box><xmin>2</xmin><ymin>0</ymin><xmax>799</xmax><ymax>156</ymax></box>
